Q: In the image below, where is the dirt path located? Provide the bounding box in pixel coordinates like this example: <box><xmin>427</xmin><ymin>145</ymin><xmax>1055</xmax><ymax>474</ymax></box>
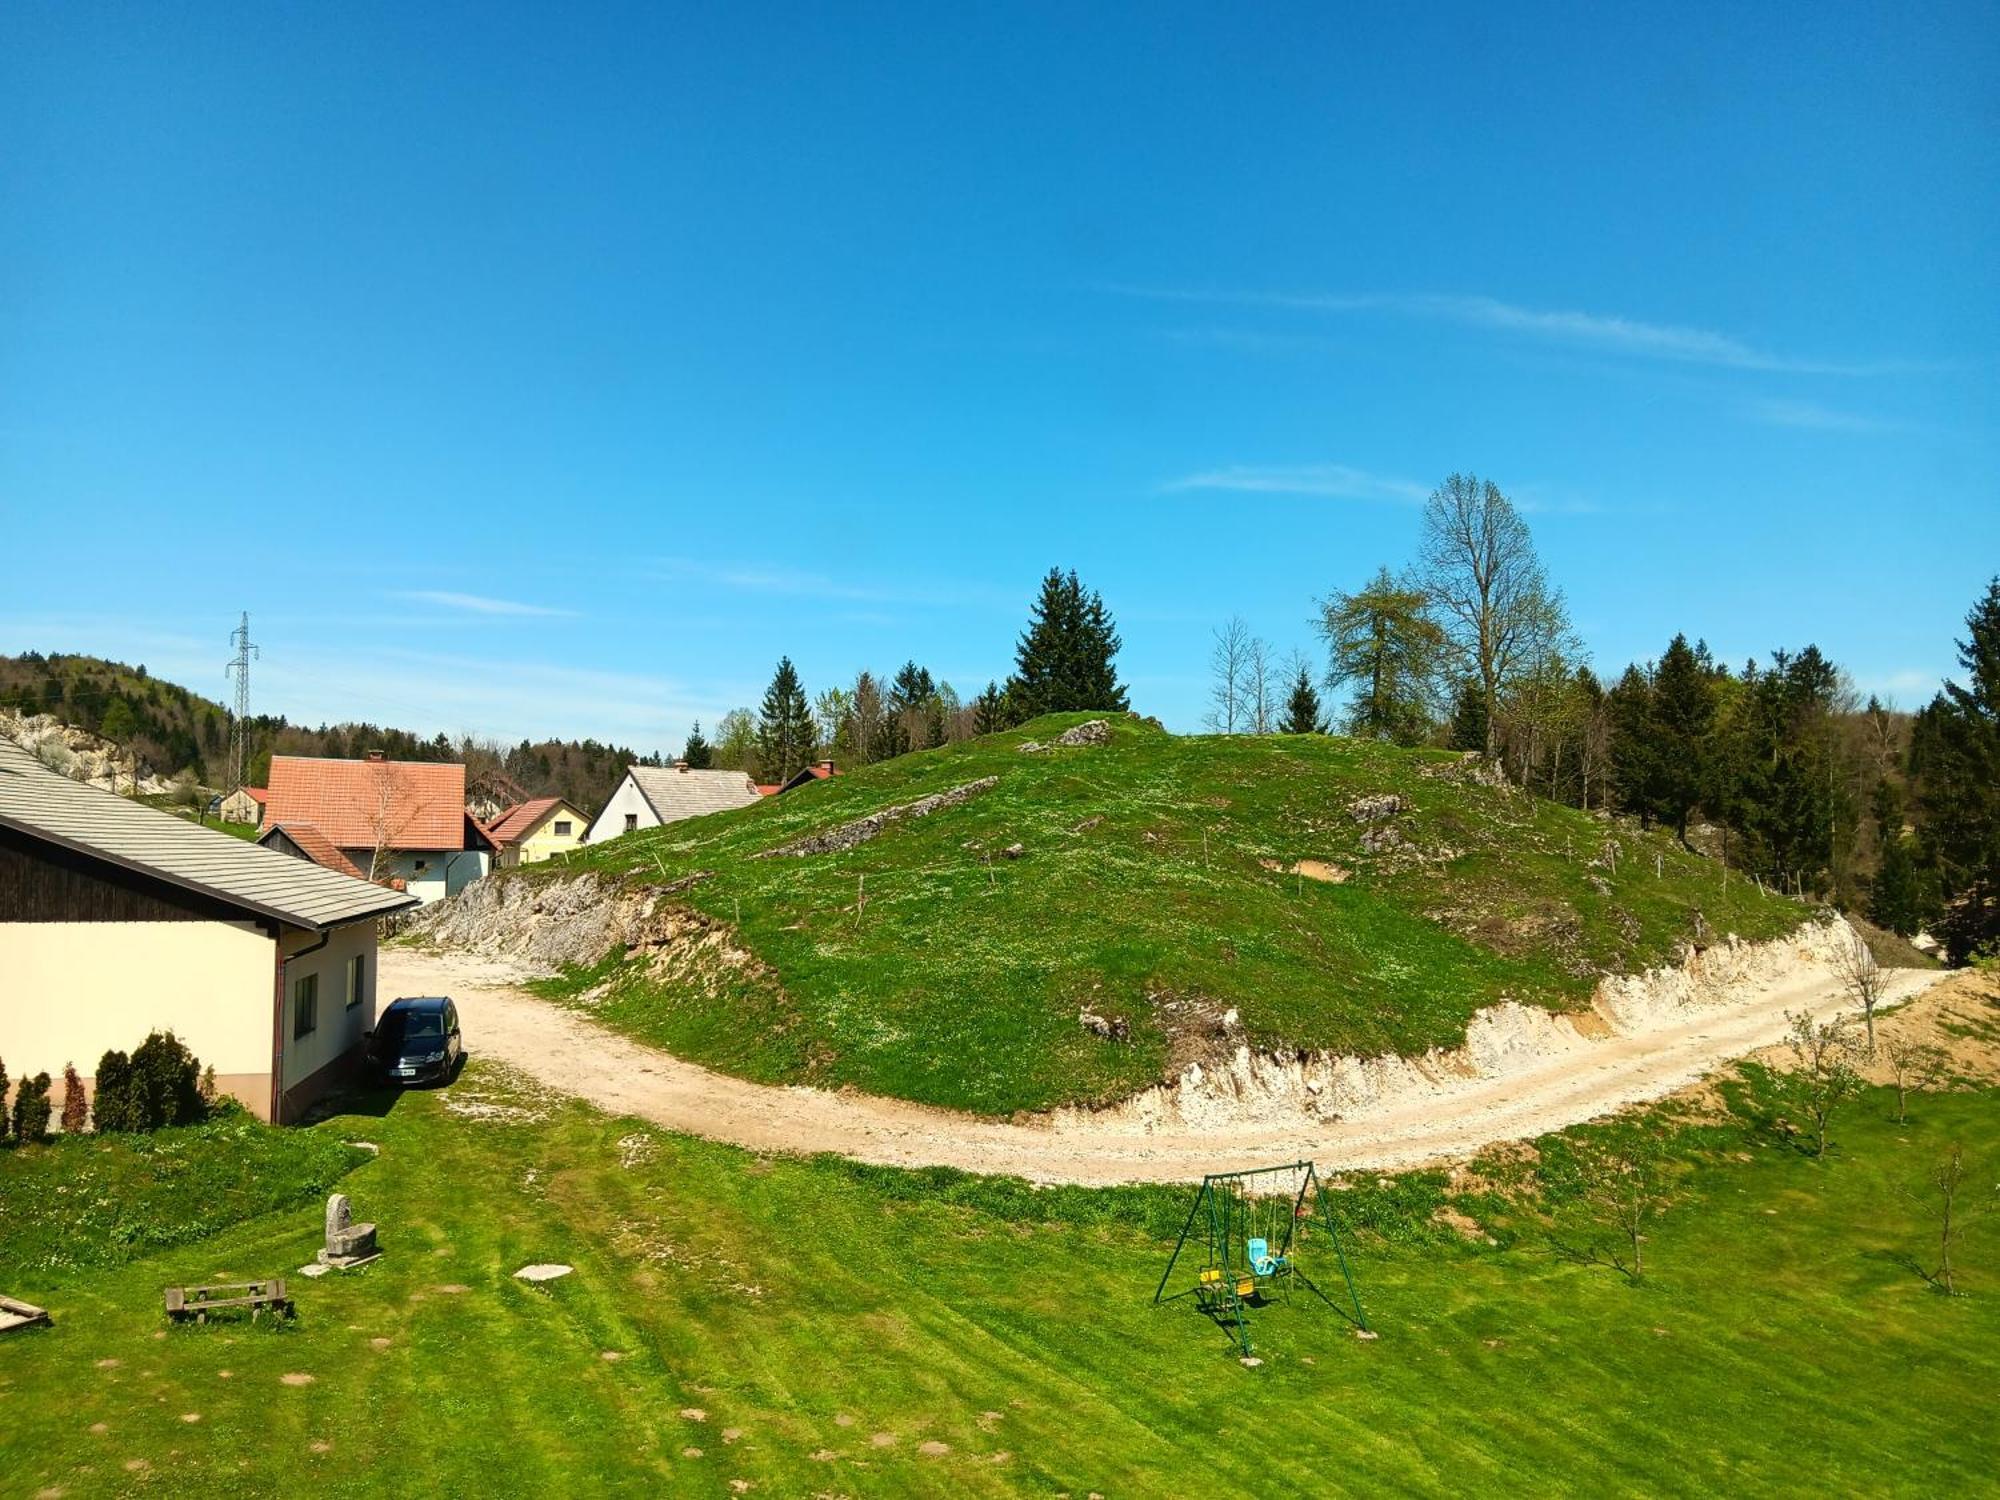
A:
<box><xmin>379</xmin><ymin>946</ymin><xmax>1947</xmax><ymax>1186</ymax></box>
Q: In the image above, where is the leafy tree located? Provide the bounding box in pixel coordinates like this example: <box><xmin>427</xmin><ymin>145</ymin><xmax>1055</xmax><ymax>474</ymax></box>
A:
<box><xmin>848</xmin><ymin>672</ymin><xmax>885</xmax><ymax>766</ymax></box>
<box><xmin>812</xmin><ymin>688</ymin><xmax>853</xmax><ymax>758</ymax></box>
<box><xmin>680</xmin><ymin>721</ymin><xmax>714</xmax><ymax>770</ymax></box>
<box><xmin>972</xmin><ymin>680</ymin><xmax>1009</xmax><ymax>736</ymax></box>
<box><xmin>711</xmin><ymin>708</ymin><xmax>757</xmax><ymax>774</ymax></box>
<box><xmin>1909</xmin><ymin>578</ymin><xmax>2000</xmax><ymax>961</ymax></box>
<box><xmin>1282</xmin><ymin>661</ymin><xmax>1323</xmax><ymax>735</ymax></box>
<box><xmin>1418</xmin><ymin>475</ymin><xmax>1570</xmax><ymax>758</ymax></box>
<box><xmin>1315</xmin><ymin>566</ymin><xmax>1444</xmax><ymax>745</ymax></box>
<box><xmin>755</xmin><ymin>658</ymin><xmax>815</xmax><ymax>785</ymax></box>
<box><xmin>98</xmin><ymin>697</ymin><xmax>138</xmax><ymax>744</ymax></box>
<box><xmin>1882</xmin><ymin>1038</ymin><xmax>1949</xmax><ymax>1124</ymax></box>
<box><xmin>1006</xmin><ymin>568</ymin><xmax>1128</xmax><ymax>718</ymax></box>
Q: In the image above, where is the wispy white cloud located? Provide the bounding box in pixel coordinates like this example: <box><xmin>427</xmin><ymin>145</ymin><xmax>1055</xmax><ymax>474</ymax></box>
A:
<box><xmin>1162</xmin><ymin>463</ymin><xmax>1430</xmax><ymax>505</ymax></box>
<box><xmin>1112</xmin><ymin>286</ymin><xmax>1931</xmax><ymax>377</ymax></box>
<box><xmin>1743</xmin><ymin>397</ymin><xmax>1899</xmax><ymax>434</ymax></box>
<box><xmin>394</xmin><ymin>590</ymin><xmax>577</xmax><ymax>618</ymax></box>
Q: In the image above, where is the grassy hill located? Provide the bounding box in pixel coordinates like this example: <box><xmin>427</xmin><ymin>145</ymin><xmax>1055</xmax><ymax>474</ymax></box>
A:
<box><xmin>514</xmin><ymin>713</ymin><xmax>1805</xmax><ymax>1115</ymax></box>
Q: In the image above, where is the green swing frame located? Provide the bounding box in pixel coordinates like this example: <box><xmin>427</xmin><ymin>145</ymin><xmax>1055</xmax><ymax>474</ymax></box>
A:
<box><xmin>1152</xmin><ymin>1160</ymin><xmax>1370</xmax><ymax>1356</ymax></box>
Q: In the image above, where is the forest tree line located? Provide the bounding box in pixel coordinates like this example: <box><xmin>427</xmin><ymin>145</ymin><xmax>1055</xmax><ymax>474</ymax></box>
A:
<box><xmin>0</xmin><ymin>652</ymin><xmax>657</xmax><ymax>812</ymax></box>
<box><xmin>1202</xmin><ymin>475</ymin><xmax>2000</xmax><ymax>961</ymax></box>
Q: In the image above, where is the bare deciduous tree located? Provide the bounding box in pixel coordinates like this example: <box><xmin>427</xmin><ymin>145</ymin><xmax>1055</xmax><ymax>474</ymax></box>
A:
<box><xmin>1833</xmin><ymin>930</ymin><xmax>1890</xmax><ymax>1054</ymax></box>
<box><xmin>1902</xmin><ymin>1143</ymin><xmax>1996</xmax><ymax>1296</ymax></box>
<box><xmin>1561</xmin><ymin>1134</ymin><xmax>1676</xmax><ymax>1282</ymax></box>
<box><xmin>1246</xmin><ymin>635</ymin><xmax>1275</xmax><ymax>735</ymax></box>
<box><xmin>366</xmin><ymin>761</ymin><xmax>423</xmax><ymax>883</ymax></box>
<box><xmin>1206</xmin><ymin>616</ymin><xmax>1251</xmax><ymax>734</ymax></box>
<box><xmin>1775</xmin><ymin>1009</ymin><xmax>1866</xmax><ymax>1157</ymax></box>
<box><xmin>1882</xmin><ymin>1037</ymin><xmax>1950</xmax><ymax>1124</ymax></box>
<box><xmin>1418</xmin><ymin>474</ymin><xmax>1569</xmax><ymax>759</ymax></box>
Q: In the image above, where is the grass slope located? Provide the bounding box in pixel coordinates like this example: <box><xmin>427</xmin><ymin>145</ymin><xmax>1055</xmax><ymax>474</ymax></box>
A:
<box><xmin>2</xmin><ymin>1068</ymin><xmax>1994</xmax><ymax>1496</ymax></box>
<box><xmin>522</xmin><ymin>714</ymin><xmax>1801</xmax><ymax>1113</ymax></box>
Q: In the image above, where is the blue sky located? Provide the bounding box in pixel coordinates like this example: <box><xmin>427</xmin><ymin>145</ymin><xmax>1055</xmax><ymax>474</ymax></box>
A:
<box><xmin>3</xmin><ymin>2</ymin><xmax>1994</xmax><ymax>752</ymax></box>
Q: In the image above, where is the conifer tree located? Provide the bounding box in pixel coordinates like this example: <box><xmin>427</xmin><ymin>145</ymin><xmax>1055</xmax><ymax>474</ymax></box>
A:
<box><xmin>1649</xmin><ymin>634</ymin><xmax>1716</xmax><ymax>843</ymax></box>
<box><xmin>1910</xmin><ymin>577</ymin><xmax>2000</xmax><ymax>960</ymax></box>
<box><xmin>972</xmin><ymin>680</ymin><xmax>1008</xmax><ymax>736</ymax></box>
<box><xmin>754</xmin><ymin>658</ymin><xmax>814</xmax><ymax>785</ymax></box>
<box><xmin>1446</xmin><ymin>678</ymin><xmax>1488</xmax><ymax>752</ymax></box>
<box><xmin>1282</xmin><ymin>664</ymin><xmax>1323</xmax><ymax>734</ymax></box>
<box><xmin>1006</xmin><ymin>569</ymin><xmax>1129</xmax><ymax>718</ymax></box>
<box><xmin>1606</xmin><ymin>664</ymin><xmax>1658</xmax><ymax>825</ymax></box>
<box><xmin>1315</xmin><ymin>566</ymin><xmax>1444</xmax><ymax>745</ymax></box>
<box><xmin>680</xmin><ymin>721</ymin><xmax>714</xmax><ymax>769</ymax></box>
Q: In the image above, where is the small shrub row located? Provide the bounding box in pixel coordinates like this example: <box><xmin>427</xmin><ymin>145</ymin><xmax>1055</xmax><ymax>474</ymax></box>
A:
<box><xmin>93</xmin><ymin>1031</ymin><xmax>208</xmax><ymax>1133</ymax></box>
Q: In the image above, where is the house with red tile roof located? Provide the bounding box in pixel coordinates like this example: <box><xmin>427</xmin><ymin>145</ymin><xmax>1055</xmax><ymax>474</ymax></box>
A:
<box><xmin>261</xmin><ymin>752</ymin><xmax>493</xmax><ymax>904</ymax></box>
<box><xmin>486</xmin><ymin>796</ymin><xmax>589</xmax><ymax>868</ymax></box>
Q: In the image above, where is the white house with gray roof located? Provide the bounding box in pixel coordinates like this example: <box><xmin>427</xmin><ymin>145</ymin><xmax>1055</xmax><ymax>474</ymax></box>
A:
<box><xmin>0</xmin><ymin>739</ymin><xmax>416</xmax><ymax>1124</ymax></box>
<box><xmin>584</xmin><ymin>762</ymin><xmax>763</xmax><ymax>844</ymax></box>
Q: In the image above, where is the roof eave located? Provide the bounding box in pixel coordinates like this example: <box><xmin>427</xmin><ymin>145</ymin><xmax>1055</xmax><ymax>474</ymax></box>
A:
<box><xmin>0</xmin><ymin>811</ymin><xmax>419</xmax><ymax>932</ymax></box>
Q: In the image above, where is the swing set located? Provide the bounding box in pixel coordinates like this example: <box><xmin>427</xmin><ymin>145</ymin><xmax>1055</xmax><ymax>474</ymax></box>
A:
<box><xmin>1152</xmin><ymin>1160</ymin><xmax>1370</xmax><ymax>1356</ymax></box>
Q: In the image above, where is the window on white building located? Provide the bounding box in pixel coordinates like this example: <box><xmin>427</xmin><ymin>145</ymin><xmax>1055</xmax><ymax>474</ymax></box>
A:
<box><xmin>293</xmin><ymin>973</ymin><xmax>319</xmax><ymax>1039</ymax></box>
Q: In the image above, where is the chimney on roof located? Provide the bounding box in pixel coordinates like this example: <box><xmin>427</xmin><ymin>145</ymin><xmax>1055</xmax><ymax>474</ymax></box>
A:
<box><xmin>819</xmin><ymin>760</ymin><xmax>835</xmax><ymax>773</ymax></box>
<box><xmin>674</xmin><ymin>759</ymin><xmax>688</xmax><ymax>772</ymax></box>
<box><xmin>365</xmin><ymin>750</ymin><xmax>387</xmax><ymax>762</ymax></box>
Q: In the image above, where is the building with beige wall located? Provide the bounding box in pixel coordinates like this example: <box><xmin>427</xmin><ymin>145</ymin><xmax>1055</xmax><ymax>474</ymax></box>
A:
<box><xmin>0</xmin><ymin>739</ymin><xmax>415</xmax><ymax>1124</ymax></box>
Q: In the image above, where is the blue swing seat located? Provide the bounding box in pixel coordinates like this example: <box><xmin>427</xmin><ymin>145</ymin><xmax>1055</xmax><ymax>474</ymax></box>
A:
<box><xmin>1246</xmin><ymin>1237</ymin><xmax>1286</xmax><ymax>1277</ymax></box>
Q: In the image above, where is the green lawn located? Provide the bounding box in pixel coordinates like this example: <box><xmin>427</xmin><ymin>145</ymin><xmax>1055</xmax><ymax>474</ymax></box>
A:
<box><xmin>500</xmin><ymin>715</ymin><xmax>1804</xmax><ymax>1115</ymax></box>
<box><xmin>3</xmin><ymin>1068</ymin><xmax>1994</xmax><ymax>1496</ymax></box>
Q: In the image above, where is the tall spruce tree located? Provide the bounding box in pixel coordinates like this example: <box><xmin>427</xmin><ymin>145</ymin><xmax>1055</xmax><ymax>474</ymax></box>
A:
<box><xmin>1649</xmin><ymin>634</ymin><xmax>1716</xmax><ymax>843</ymax></box>
<box><xmin>680</xmin><ymin>721</ymin><xmax>714</xmax><ymax>769</ymax></box>
<box><xmin>754</xmin><ymin>658</ymin><xmax>814</xmax><ymax>784</ymax></box>
<box><xmin>1282</xmin><ymin>663</ymin><xmax>1323</xmax><ymax>734</ymax></box>
<box><xmin>1006</xmin><ymin>569</ymin><xmax>1129</xmax><ymax>718</ymax></box>
<box><xmin>1910</xmin><ymin>577</ymin><xmax>2000</xmax><ymax>960</ymax></box>
<box><xmin>1606</xmin><ymin>664</ymin><xmax>1658</xmax><ymax>825</ymax></box>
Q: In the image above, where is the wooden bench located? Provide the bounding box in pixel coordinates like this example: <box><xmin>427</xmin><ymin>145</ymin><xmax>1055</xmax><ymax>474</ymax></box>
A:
<box><xmin>164</xmin><ymin>1279</ymin><xmax>292</xmax><ymax>1324</ymax></box>
<box><xmin>0</xmin><ymin>1293</ymin><xmax>51</xmax><ymax>1333</ymax></box>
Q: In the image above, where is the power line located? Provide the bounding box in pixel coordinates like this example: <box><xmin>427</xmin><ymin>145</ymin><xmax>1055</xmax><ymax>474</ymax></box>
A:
<box><xmin>224</xmin><ymin>611</ymin><xmax>259</xmax><ymax>791</ymax></box>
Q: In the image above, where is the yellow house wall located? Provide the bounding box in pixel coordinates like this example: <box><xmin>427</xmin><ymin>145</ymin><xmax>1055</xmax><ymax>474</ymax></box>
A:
<box><xmin>512</xmin><ymin>805</ymin><xmax>588</xmax><ymax>865</ymax></box>
<box><xmin>0</xmin><ymin>919</ymin><xmax>276</xmax><ymax>1117</ymax></box>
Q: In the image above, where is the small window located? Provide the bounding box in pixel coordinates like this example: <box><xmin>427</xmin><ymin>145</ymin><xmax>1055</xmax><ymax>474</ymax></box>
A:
<box><xmin>345</xmin><ymin>954</ymin><xmax>365</xmax><ymax>1009</ymax></box>
<box><xmin>624</xmin><ymin>813</ymin><xmax>638</xmax><ymax>833</ymax></box>
<box><xmin>413</xmin><ymin>859</ymin><xmax>429</xmax><ymax>874</ymax></box>
<box><xmin>293</xmin><ymin>973</ymin><xmax>319</xmax><ymax>1039</ymax></box>
<box><xmin>553</xmin><ymin>820</ymin><xmax>572</xmax><ymax>836</ymax></box>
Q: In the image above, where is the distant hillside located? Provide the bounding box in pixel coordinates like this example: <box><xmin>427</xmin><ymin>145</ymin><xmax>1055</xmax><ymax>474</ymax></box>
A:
<box><xmin>441</xmin><ymin>713</ymin><xmax>1808</xmax><ymax>1115</ymax></box>
<box><xmin>0</xmin><ymin>652</ymin><xmax>659</xmax><ymax>812</ymax></box>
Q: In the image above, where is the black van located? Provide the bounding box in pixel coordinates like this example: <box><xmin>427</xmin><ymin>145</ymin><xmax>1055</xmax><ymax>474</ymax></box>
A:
<box><xmin>365</xmin><ymin>996</ymin><xmax>464</xmax><ymax>1085</ymax></box>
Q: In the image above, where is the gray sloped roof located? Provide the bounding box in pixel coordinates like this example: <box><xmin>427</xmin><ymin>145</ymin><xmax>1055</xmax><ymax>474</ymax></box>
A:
<box><xmin>0</xmin><ymin>739</ymin><xmax>416</xmax><ymax>930</ymax></box>
<box><xmin>627</xmin><ymin>764</ymin><xmax>763</xmax><ymax>824</ymax></box>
